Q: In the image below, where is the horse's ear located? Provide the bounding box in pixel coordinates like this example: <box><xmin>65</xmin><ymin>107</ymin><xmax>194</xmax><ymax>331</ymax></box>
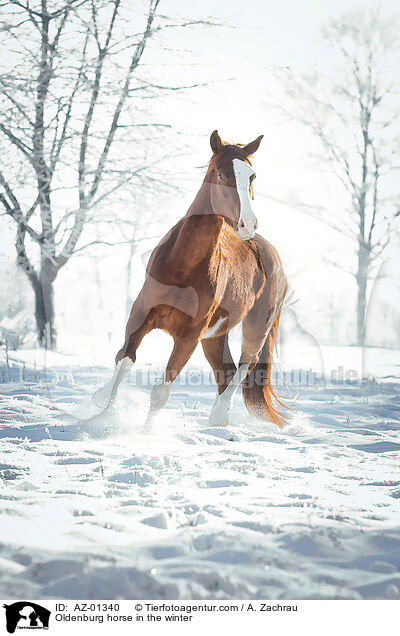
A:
<box><xmin>242</xmin><ymin>135</ymin><xmax>264</xmax><ymax>158</ymax></box>
<box><xmin>210</xmin><ymin>130</ymin><xmax>222</xmax><ymax>155</ymax></box>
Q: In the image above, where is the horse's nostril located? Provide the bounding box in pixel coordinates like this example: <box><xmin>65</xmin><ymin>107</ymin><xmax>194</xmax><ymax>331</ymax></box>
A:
<box><xmin>240</xmin><ymin>220</ymin><xmax>245</xmax><ymax>228</ymax></box>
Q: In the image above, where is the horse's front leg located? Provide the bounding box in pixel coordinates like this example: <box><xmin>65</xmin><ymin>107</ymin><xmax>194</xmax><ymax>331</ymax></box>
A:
<box><xmin>92</xmin><ymin>356</ymin><xmax>134</xmax><ymax>409</ymax></box>
<box><xmin>92</xmin><ymin>298</ymin><xmax>152</xmax><ymax>410</ymax></box>
<box><xmin>144</xmin><ymin>330</ymin><xmax>201</xmax><ymax>430</ymax></box>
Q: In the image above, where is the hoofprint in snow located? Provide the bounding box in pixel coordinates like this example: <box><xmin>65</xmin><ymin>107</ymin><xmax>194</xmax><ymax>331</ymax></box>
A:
<box><xmin>0</xmin><ymin>340</ymin><xmax>399</xmax><ymax>601</ymax></box>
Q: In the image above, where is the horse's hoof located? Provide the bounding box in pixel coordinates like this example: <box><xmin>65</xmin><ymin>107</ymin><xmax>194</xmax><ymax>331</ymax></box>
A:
<box><xmin>208</xmin><ymin>402</ymin><xmax>230</xmax><ymax>427</ymax></box>
<box><xmin>213</xmin><ymin>418</ymin><xmax>229</xmax><ymax>427</ymax></box>
<box><xmin>92</xmin><ymin>386</ymin><xmax>111</xmax><ymax>409</ymax></box>
<box><xmin>209</xmin><ymin>418</ymin><xmax>229</xmax><ymax>428</ymax></box>
<box><xmin>143</xmin><ymin>411</ymin><xmax>155</xmax><ymax>432</ymax></box>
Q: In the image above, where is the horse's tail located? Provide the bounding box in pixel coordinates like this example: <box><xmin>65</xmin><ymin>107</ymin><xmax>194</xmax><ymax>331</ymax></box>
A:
<box><xmin>242</xmin><ymin>311</ymin><xmax>288</xmax><ymax>427</ymax></box>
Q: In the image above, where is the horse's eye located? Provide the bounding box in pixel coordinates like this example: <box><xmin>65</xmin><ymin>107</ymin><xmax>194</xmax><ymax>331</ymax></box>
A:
<box><xmin>217</xmin><ymin>173</ymin><xmax>224</xmax><ymax>181</ymax></box>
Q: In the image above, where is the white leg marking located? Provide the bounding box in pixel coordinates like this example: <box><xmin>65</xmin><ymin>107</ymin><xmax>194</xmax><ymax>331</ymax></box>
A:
<box><xmin>144</xmin><ymin>379</ymin><xmax>172</xmax><ymax>431</ymax></box>
<box><xmin>202</xmin><ymin>316</ymin><xmax>228</xmax><ymax>340</ymax></box>
<box><xmin>208</xmin><ymin>363</ymin><xmax>250</xmax><ymax>427</ymax></box>
<box><xmin>92</xmin><ymin>357</ymin><xmax>133</xmax><ymax>408</ymax></box>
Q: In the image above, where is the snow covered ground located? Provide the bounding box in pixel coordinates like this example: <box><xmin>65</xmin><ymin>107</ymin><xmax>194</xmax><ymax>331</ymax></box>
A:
<box><xmin>0</xmin><ymin>338</ymin><xmax>399</xmax><ymax>600</ymax></box>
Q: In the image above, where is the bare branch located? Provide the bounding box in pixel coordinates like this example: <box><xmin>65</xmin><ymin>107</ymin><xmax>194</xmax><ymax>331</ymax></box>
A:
<box><xmin>88</xmin><ymin>0</ymin><xmax>161</xmax><ymax>202</ymax></box>
<box><xmin>15</xmin><ymin>224</ymin><xmax>38</xmax><ymax>282</ymax></box>
<box><xmin>71</xmin><ymin>234</ymin><xmax>161</xmax><ymax>255</ymax></box>
<box><xmin>60</xmin><ymin>0</ymin><xmax>161</xmax><ymax>263</ymax></box>
<box><xmin>0</xmin><ymin>122</ymin><xmax>35</xmax><ymax>164</ymax></box>
<box><xmin>78</xmin><ymin>0</ymin><xmax>121</xmax><ymax>206</ymax></box>
<box><xmin>1</xmin><ymin>89</ymin><xmax>34</xmax><ymax>125</ymax></box>
<box><xmin>322</xmin><ymin>254</ymin><xmax>356</xmax><ymax>278</ymax></box>
<box><xmin>367</xmin><ymin>141</ymin><xmax>380</xmax><ymax>246</ymax></box>
<box><xmin>0</xmin><ymin>170</ymin><xmax>42</xmax><ymax>243</ymax></box>
<box><xmin>49</xmin><ymin>28</ymin><xmax>90</xmax><ymax>174</ymax></box>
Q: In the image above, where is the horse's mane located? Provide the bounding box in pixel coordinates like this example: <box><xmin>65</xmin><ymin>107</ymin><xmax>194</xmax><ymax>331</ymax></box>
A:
<box><xmin>208</xmin><ymin>144</ymin><xmax>253</xmax><ymax>170</ymax></box>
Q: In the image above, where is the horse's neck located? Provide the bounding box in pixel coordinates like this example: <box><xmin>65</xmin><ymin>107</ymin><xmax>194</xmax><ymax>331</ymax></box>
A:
<box><xmin>168</xmin><ymin>180</ymin><xmax>221</xmax><ymax>269</ymax></box>
<box><xmin>186</xmin><ymin>179</ymin><xmax>212</xmax><ymax>218</ymax></box>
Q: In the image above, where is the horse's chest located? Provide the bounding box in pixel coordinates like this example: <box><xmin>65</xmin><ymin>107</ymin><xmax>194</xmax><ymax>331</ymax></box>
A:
<box><xmin>215</xmin><ymin>248</ymin><xmax>263</xmax><ymax>314</ymax></box>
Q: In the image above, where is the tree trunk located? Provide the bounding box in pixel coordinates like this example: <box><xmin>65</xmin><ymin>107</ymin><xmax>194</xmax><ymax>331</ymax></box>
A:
<box><xmin>356</xmin><ymin>244</ymin><xmax>369</xmax><ymax>346</ymax></box>
<box><xmin>32</xmin><ymin>276</ymin><xmax>56</xmax><ymax>349</ymax></box>
<box><xmin>30</xmin><ymin>259</ymin><xmax>58</xmax><ymax>350</ymax></box>
<box><xmin>125</xmin><ymin>228</ymin><xmax>137</xmax><ymax>320</ymax></box>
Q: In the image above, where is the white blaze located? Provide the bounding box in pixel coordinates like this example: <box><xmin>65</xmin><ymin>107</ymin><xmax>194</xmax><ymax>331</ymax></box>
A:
<box><xmin>232</xmin><ymin>158</ymin><xmax>257</xmax><ymax>240</ymax></box>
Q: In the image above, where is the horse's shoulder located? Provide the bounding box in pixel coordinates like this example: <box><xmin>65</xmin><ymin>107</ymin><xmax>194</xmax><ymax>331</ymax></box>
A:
<box><xmin>156</xmin><ymin>214</ymin><xmax>222</xmax><ymax>249</ymax></box>
<box><xmin>146</xmin><ymin>214</ymin><xmax>223</xmax><ymax>281</ymax></box>
<box><xmin>158</xmin><ymin>217</ymin><xmax>186</xmax><ymax>246</ymax></box>
<box><xmin>184</xmin><ymin>212</ymin><xmax>225</xmax><ymax>233</ymax></box>
<box><xmin>147</xmin><ymin>217</ymin><xmax>185</xmax><ymax>263</ymax></box>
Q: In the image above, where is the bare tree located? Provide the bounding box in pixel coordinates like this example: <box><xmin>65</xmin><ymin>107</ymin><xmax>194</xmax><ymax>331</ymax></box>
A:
<box><xmin>276</xmin><ymin>8</ymin><xmax>400</xmax><ymax>345</ymax></box>
<box><xmin>0</xmin><ymin>0</ymin><xmax>212</xmax><ymax>348</ymax></box>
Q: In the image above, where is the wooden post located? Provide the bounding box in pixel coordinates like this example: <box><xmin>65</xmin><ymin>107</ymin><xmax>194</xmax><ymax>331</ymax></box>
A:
<box><xmin>5</xmin><ymin>341</ymin><xmax>10</xmax><ymax>382</ymax></box>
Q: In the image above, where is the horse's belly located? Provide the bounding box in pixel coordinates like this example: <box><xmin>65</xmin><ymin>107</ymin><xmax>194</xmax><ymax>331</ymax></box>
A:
<box><xmin>202</xmin><ymin>282</ymin><xmax>257</xmax><ymax>339</ymax></box>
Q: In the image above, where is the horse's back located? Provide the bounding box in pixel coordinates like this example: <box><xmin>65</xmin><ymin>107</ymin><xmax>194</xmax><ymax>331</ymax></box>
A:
<box><xmin>253</xmin><ymin>234</ymin><xmax>285</xmax><ymax>275</ymax></box>
<box><xmin>241</xmin><ymin>233</ymin><xmax>287</xmax><ymax>338</ymax></box>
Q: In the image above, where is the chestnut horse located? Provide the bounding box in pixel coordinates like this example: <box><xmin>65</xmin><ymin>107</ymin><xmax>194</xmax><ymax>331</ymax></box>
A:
<box><xmin>93</xmin><ymin>131</ymin><xmax>287</xmax><ymax>427</ymax></box>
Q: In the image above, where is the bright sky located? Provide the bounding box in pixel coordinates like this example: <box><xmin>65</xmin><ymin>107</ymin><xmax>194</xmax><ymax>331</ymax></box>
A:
<box><xmin>141</xmin><ymin>0</ymin><xmax>398</xmax><ymax>312</ymax></box>
<box><xmin>160</xmin><ymin>0</ymin><xmax>398</xmax><ymax>267</ymax></box>
<box><xmin>1</xmin><ymin>0</ymin><xmax>398</xmax><ymax>347</ymax></box>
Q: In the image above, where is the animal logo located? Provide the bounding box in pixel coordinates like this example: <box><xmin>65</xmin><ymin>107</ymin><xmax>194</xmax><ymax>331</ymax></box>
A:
<box><xmin>3</xmin><ymin>602</ymin><xmax>50</xmax><ymax>634</ymax></box>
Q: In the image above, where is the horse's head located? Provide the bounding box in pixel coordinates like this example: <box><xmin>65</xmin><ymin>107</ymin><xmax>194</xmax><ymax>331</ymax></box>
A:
<box><xmin>206</xmin><ymin>130</ymin><xmax>263</xmax><ymax>240</ymax></box>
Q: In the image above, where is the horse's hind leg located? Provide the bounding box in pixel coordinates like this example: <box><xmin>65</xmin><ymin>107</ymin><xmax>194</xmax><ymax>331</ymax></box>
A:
<box><xmin>241</xmin><ymin>308</ymin><xmax>287</xmax><ymax>427</ymax></box>
<box><xmin>144</xmin><ymin>330</ymin><xmax>200</xmax><ymax>430</ymax></box>
<box><xmin>201</xmin><ymin>333</ymin><xmax>237</xmax><ymax>395</ymax></box>
<box><xmin>202</xmin><ymin>333</ymin><xmax>238</xmax><ymax>427</ymax></box>
<box><xmin>207</xmin><ymin>361</ymin><xmax>251</xmax><ymax>427</ymax></box>
<box><xmin>115</xmin><ymin>295</ymin><xmax>151</xmax><ymax>364</ymax></box>
<box><xmin>206</xmin><ymin>307</ymin><xmax>283</xmax><ymax>427</ymax></box>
